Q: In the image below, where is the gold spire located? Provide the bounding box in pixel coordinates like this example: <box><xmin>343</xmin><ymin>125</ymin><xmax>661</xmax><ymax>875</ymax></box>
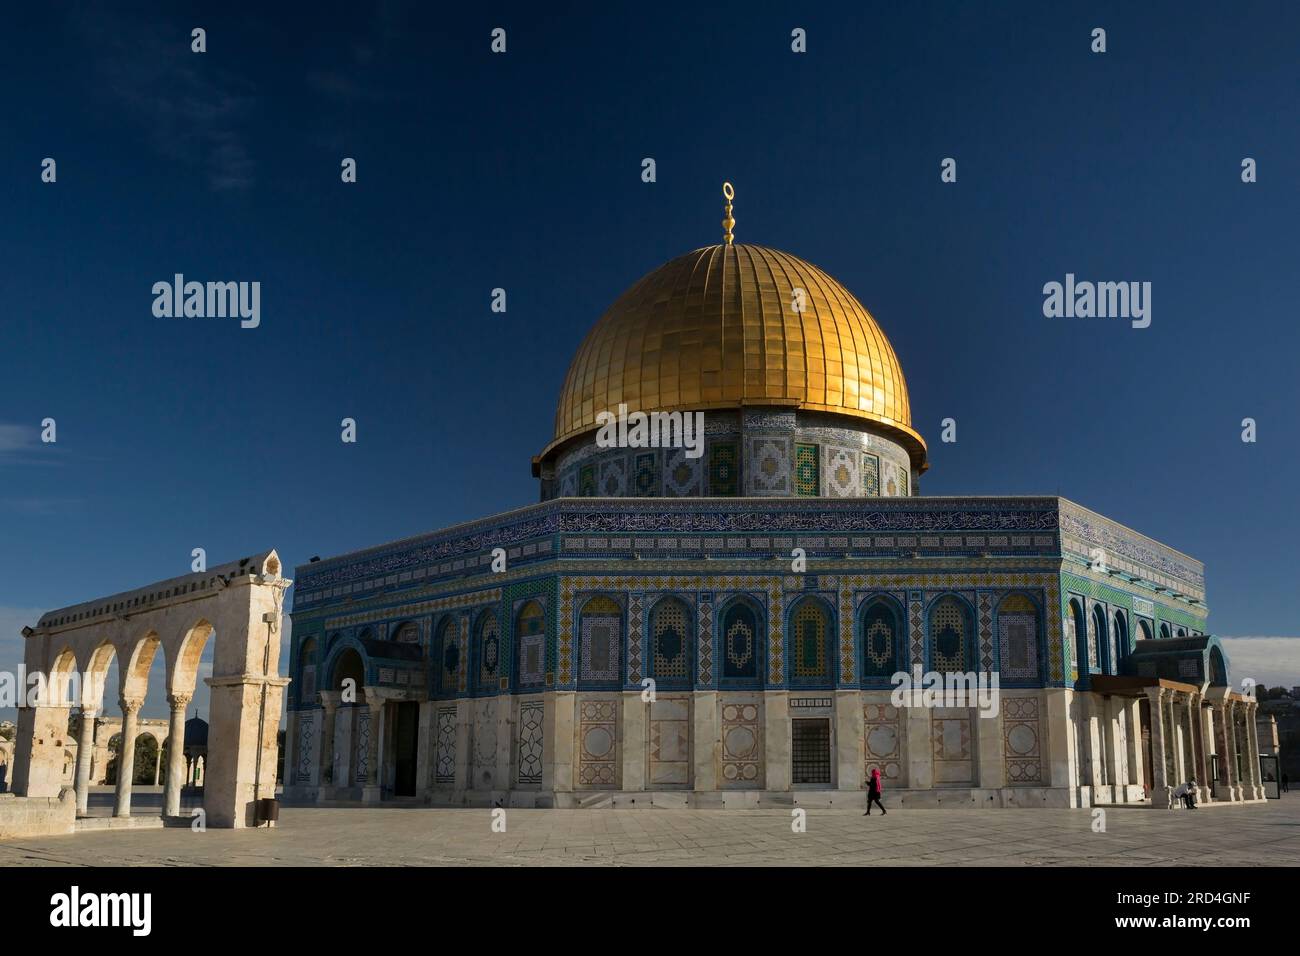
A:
<box><xmin>721</xmin><ymin>181</ymin><xmax>735</xmax><ymax>245</ymax></box>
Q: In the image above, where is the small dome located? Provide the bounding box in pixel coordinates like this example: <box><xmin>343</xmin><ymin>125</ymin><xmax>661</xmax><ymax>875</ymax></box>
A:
<box><xmin>184</xmin><ymin>715</ymin><xmax>208</xmax><ymax>747</ymax></box>
<box><xmin>543</xmin><ymin>243</ymin><xmax>926</xmax><ymax>471</ymax></box>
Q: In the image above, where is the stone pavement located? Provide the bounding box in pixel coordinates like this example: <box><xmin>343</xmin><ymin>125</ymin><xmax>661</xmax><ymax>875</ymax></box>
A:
<box><xmin>2</xmin><ymin>794</ymin><xmax>1298</xmax><ymax>866</ymax></box>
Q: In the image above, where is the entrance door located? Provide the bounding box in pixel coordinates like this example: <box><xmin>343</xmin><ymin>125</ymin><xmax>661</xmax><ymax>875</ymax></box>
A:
<box><xmin>791</xmin><ymin>718</ymin><xmax>831</xmax><ymax>785</ymax></box>
<box><xmin>393</xmin><ymin>702</ymin><xmax>420</xmax><ymax>797</ymax></box>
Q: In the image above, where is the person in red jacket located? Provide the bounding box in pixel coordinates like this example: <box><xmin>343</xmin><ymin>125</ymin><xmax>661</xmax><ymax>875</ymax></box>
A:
<box><xmin>864</xmin><ymin>767</ymin><xmax>887</xmax><ymax>815</ymax></box>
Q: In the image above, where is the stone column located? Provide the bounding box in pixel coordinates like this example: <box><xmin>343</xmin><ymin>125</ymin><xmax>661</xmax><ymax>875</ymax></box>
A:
<box><xmin>163</xmin><ymin>694</ymin><xmax>191</xmax><ymax>817</ymax></box>
<box><xmin>1245</xmin><ymin>702</ymin><xmax>1263</xmax><ymax>799</ymax></box>
<box><xmin>1123</xmin><ymin>699</ymin><xmax>1143</xmax><ymax>800</ymax></box>
<box><xmin>152</xmin><ymin>743</ymin><xmax>162</xmax><ymax>785</ymax></box>
<box><xmin>316</xmin><ymin>692</ymin><xmax>340</xmax><ymax>802</ymax></box>
<box><xmin>1144</xmin><ymin>688</ymin><xmax>1170</xmax><ymax>808</ymax></box>
<box><xmin>113</xmin><ymin>696</ymin><xmax>143</xmax><ymax>818</ymax></box>
<box><xmin>73</xmin><ymin>707</ymin><xmax>98</xmax><ymax>815</ymax></box>
<box><xmin>362</xmin><ymin>690</ymin><xmax>384</xmax><ymax>803</ymax></box>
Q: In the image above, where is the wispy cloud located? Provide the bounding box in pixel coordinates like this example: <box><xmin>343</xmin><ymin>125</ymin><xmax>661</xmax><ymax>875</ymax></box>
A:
<box><xmin>0</xmin><ymin>605</ymin><xmax>44</xmax><ymax>724</ymax></box>
<box><xmin>1220</xmin><ymin>636</ymin><xmax>1300</xmax><ymax>691</ymax></box>
<box><xmin>73</xmin><ymin>11</ymin><xmax>258</xmax><ymax>192</ymax></box>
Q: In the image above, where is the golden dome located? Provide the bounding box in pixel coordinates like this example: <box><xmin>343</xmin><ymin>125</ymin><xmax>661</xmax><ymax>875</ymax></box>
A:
<box><xmin>544</xmin><ymin>243</ymin><xmax>927</xmax><ymax>471</ymax></box>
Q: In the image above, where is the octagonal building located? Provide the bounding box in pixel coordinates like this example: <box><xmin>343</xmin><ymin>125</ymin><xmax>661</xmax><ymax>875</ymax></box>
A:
<box><xmin>284</xmin><ymin>202</ymin><xmax>1265</xmax><ymax>810</ymax></box>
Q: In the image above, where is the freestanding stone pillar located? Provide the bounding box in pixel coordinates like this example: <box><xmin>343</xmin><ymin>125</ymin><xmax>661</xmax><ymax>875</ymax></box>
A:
<box><xmin>73</xmin><ymin>708</ymin><xmax>97</xmax><ymax>815</ymax></box>
<box><xmin>163</xmin><ymin>693</ymin><xmax>191</xmax><ymax>817</ymax></box>
<box><xmin>113</xmin><ymin>696</ymin><xmax>143</xmax><ymax>817</ymax></box>
<box><xmin>1145</xmin><ymin>687</ymin><xmax>1171</xmax><ymax>808</ymax></box>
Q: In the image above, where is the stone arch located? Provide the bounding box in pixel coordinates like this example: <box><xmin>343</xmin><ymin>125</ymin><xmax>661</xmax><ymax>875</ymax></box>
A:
<box><xmin>81</xmin><ymin>641</ymin><xmax>117</xmax><ymax>711</ymax></box>
<box><xmin>1159</xmin><ymin>621</ymin><xmax>1172</xmax><ymax>640</ymax></box>
<box><xmin>1137</xmin><ymin>618</ymin><xmax>1154</xmax><ymax>643</ymax></box>
<box><xmin>118</xmin><ymin>630</ymin><xmax>161</xmax><ymax>702</ymax></box>
<box><xmin>514</xmin><ymin>600</ymin><xmax>546</xmax><ymax>689</ymax></box>
<box><xmin>717</xmin><ymin>595</ymin><xmax>763</xmax><ymax>686</ymax></box>
<box><xmin>788</xmin><ymin>594</ymin><xmax>834</xmax><ymax>686</ymax></box>
<box><xmin>926</xmin><ymin>593</ymin><xmax>976</xmax><ymax>674</ymax></box>
<box><xmin>47</xmin><ymin>646</ymin><xmax>79</xmax><ymax>706</ymax></box>
<box><xmin>169</xmin><ymin>619</ymin><xmax>214</xmax><ymax>699</ymax></box>
<box><xmin>859</xmin><ymin>594</ymin><xmax>905</xmax><ymax>683</ymax></box>
<box><xmin>648</xmin><ymin>595</ymin><xmax>692</xmax><ymax>689</ymax></box>
<box><xmin>996</xmin><ymin>592</ymin><xmax>1040</xmax><ymax>683</ymax></box>
<box><xmin>578</xmin><ymin>595</ymin><xmax>623</xmax><ymax>688</ymax></box>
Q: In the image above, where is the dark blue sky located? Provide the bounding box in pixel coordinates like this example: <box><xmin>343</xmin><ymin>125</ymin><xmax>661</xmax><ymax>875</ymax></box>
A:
<box><xmin>3</xmin><ymin>2</ymin><xmax>1298</xmax><ymax>715</ymax></box>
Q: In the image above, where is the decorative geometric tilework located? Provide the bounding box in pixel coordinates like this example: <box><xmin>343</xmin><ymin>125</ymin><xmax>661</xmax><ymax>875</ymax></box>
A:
<box><xmin>559</xmin><ymin>469</ymin><xmax>578</xmax><ymax>497</ymax></box>
<box><xmin>354</xmin><ymin>708</ymin><xmax>371</xmax><ymax>784</ymax></box>
<box><xmin>861</xmin><ymin>601</ymin><xmax>900</xmax><ymax>679</ymax></box>
<box><xmin>435</xmin><ymin>706</ymin><xmax>457</xmax><ymax>784</ymax></box>
<box><xmin>720</xmin><ymin>701</ymin><xmax>763</xmax><ymax>788</ymax></box>
<box><xmin>824</xmin><ymin>446</ymin><xmax>857</xmax><ymax>497</ymax></box>
<box><xmin>898</xmin><ymin>469</ymin><xmax>909</xmax><ymax>497</ymax></box>
<box><xmin>477</xmin><ymin>610</ymin><xmax>500</xmax><ymax>690</ymax></box>
<box><xmin>838</xmin><ymin>586</ymin><xmax>855</xmax><ymax>683</ymax></box>
<box><xmin>516</xmin><ymin>700</ymin><xmax>544</xmax><ymax>786</ymax></box>
<box><xmin>749</xmin><ymin>437</ymin><xmax>790</xmax><ymax>494</ymax></box>
<box><xmin>648</xmin><ymin>697</ymin><xmax>690</xmax><ymax>786</ymax></box>
<box><xmin>931</xmin><ymin>709</ymin><xmax>973</xmax><ymax>785</ymax></box>
<box><xmin>909</xmin><ymin>593</ymin><xmax>924</xmax><ymax>668</ymax></box>
<box><xmin>794</xmin><ymin>443</ymin><xmax>819</xmax><ymax>497</ymax></box>
<box><xmin>627</xmin><ymin>592</ymin><xmax>644</xmax><ymax>683</ymax></box>
<box><xmin>295</xmin><ymin>711</ymin><xmax>316</xmax><ymax>784</ymax></box>
<box><xmin>883</xmin><ymin>459</ymin><xmax>899</xmax><ymax>497</ymax></box>
<box><xmin>768</xmin><ymin>586</ymin><xmax>784</xmax><ymax>685</ymax></box>
<box><xmin>599</xmin><ymin>457</ymin><xmax>627</xmax><ymax>496</ymax></box>
<box><xmin>791</xmin><ymin>598</ymin><xmax>829</xmax><ymax>681</ymax></box>
<box><xmin>458</xmin><ymin>615</ymin><xmax>469</xmax><ymax>694</ymax></box>
<box><xmin>863</xmin><ymin>702</ymin><xmax>902</xmax><ymax>782</ymax></box>
<box><xmin>650</xmin><ymin>597</ymin><xmax>690</xmax><ymax>683</ymax></box>
<box><xmin>719</xmin><ymin>599</ymin><xmax>759</xmax><ymax>683</ymax></box>
<box><xmin>930</xmin><ymin>597</ymin><xmax>968</xmax><ymax>672</ymax></box>
<box><xmin>632</xmin><ymin>452</ymin><xmax>659</xmax><ymax>497</ymax></box>
<box><xmin>578</xmin><ymin>463</ymin><xmax>596</xmax><ymax>497</ymax></box>
<box><xmin>708</xmin><ymin>441</ymin><xmax>739</xmax><ymax>496</ymax></box>
<box><xmin>579</xmin><ymin>596</ymin><xmax>622</xmax><ymax>685</ymax></box>
<box><xmin>697</xmin><ymin>594</ymin><xmax>713</xmax><ymax>685</ymax></box>
<box><xmin>1002</xmin><ymin>696</ymin><xmax>1043</xmax><ymax>784</ymax></box>
<box><xmin>577</xmin><ymin>699</ymin><xmax>617</xmax><ymax>786</ymax></box>
<box><xmin>515</xmin><ymin>600</ymin><xmax>546</xmax><ymax>687</ymax></box>
<box><xmin>472</xmin><ymin>704</ymin><xmax>496</xmax><ymax>788</ymax></box>
<box><xmin>662</xmin><ymin>447</ymin><xmax>702</xmax><ymax>497</ymax></box>
<box><xmin>978</xmin><ymin>593</ymin><xmax>994</xmax><ymax>673</ymax></box>
<box><xmin>862</xmin><ymin>453</ymin><xmax>880</xmax><ymax>496</ymax></box>
<box><xmin>998</xmin><ymin>594</ymin><xmax>1039</xmax><ymax>682</ymax></box>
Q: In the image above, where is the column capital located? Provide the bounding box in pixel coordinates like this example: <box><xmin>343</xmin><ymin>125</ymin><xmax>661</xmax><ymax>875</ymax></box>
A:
<box><xmin>118</xmin><ymin>696</ymin><xmax>144</xmax><ymax>715</ymax></box>
<box><xmin>167</xmin><ymin>692</ymin><xmax>193</xmax><ymax>709</ymax></box>
<box><xmin>79</xmin><ymin>706</ymin><xmax>100</xmax><ymax>719</ymax></box>
<box><xmin>319</xmin><ymin>690</ymin><xmax>342</xmax><ymax>710</ymax></box>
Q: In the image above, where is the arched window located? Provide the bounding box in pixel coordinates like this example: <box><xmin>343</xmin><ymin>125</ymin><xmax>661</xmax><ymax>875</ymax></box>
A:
<box><xmin>929</xmin><ymin>595</ymin><xmax>973</xmax><ymax>672</ymax></box>
<box><xmin>1068</xmin><ymin>599</ymin><xmax>1087</xmax><ymax>677</ymax></box>
<box><xmin>649</xmin><ymin>597</ymin><xmax>691</xmax><ymax>689</ymax></box>
<box><xmin>1159</xmin><ymin>622</ymin><xmax>1172</xmax><ymax>640</ymax></box>
<box><xmin>719</xmin><ymin>598</ymin><xmax>762</xmax><ymax>685</ymax></box>
<box><xmin>436</xmin><ymin>618</ymin><xmax>460</xmax><ymax>693</ymax></box>
<box><xmin>860</xmin><ymin>598</ymin><xmax>902</xmax><ymax>682</ymax></box>
<box><xmin>515</xmin><ymin>600</ymin><xmax>546</xmax><ymax>689</ymax></box>
<box><xmin>1091</xmin><ymin>605</ymin><xmax>1108</xmax><ymax>674</ymax></box>
<box><xmin>579</xmin><ymin>596</ymin><xmax>622</xmax><ymax>687</ymax></box>
<box><xmin>476</xmin><ymin>610</ymin><xmax>501</xmax><ymax>692</ymax></box>
<box><xmin>1112</xmin><ymin>611</ymin><xmax>1129</xmax><ymax>671</ymax></box>
<box><xmin>1138</xmin><ymin>619</ymin><xmax>1153</xmax><ymax>643</ymax></box>
<box><xmin>298</xmin><ymin>637</ymin><xmax>318</xmax><ymax>704</ymax></box>
<box><xmin>997</xmin><ymin>594</ymin><xmax>1039</xmax><ymax>682</ymax></box>
<box><xmin>790</xmin><ymin>597</ymin><xmax>832</xmax><ymax>685</ymax></box>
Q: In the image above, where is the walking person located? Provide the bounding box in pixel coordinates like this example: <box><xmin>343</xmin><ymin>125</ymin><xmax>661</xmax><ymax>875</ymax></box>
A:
<box><xmin>864</xmin><ymin>767</ymin><xmax>886</xmax><ymax>815</ymax></box>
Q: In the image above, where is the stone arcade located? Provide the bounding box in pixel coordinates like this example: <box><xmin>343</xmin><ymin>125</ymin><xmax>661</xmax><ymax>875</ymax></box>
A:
<box><xmin>6</xmin><ymin>551</ymin><xmax>288</xmax><ymax>829</ymax></box>
<box><xmin>283</xmin><ymin>203</ymin><xmax>1265</xmax><ymax>812</ymax></box>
